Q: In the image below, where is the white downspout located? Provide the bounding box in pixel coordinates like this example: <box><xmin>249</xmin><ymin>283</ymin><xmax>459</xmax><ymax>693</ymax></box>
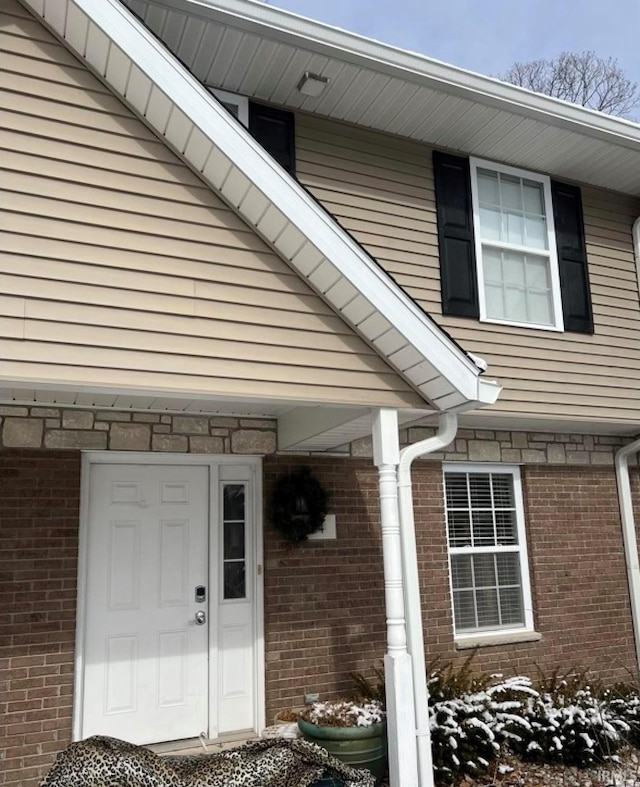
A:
<box><xmin>615</xmin><ymin>437</ymin><xmax>640</xmax><ymax>675</ymax></box>
<box><xmin>619</xmin><ymin>217</ymin><xmax>640</xmax><ymax>674</ymax></box>
<box><xmin>397</xmin><ymin>412</ymin><xmax>458</xmax><ymax>787</ymax></box>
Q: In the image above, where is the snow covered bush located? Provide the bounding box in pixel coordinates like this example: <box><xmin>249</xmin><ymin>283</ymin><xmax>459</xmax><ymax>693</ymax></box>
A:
<box><xmin>427</xmin><ymin>657</ymin><xmax>534</xmax><ymax>783</ymax></box>
<box><xmin>353</xmin><ymin>660</ymin><xmax>640</xmax><ymax>782</ymax></box>
<box><xmin>510</xmin><ymin>670</ymin><xmax>640</xmax><ymax>767</ymax></box>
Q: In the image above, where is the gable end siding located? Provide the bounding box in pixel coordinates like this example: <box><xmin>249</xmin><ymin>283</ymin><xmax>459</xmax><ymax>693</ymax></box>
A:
<box><xmin>0</xmin><ymin>1</ymin><xmax>423</xmax><ymax>409</ymax></box>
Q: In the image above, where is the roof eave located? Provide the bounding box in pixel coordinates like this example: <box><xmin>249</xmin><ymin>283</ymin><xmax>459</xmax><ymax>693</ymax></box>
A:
<box><xmin>159</xmin><ymin>0</ymin><xmax>640</xmax><ymax>150</ymax></box>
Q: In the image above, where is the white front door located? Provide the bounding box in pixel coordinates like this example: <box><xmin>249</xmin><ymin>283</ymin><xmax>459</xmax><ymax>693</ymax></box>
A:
<box><xmin>83</xmin><ymin>464</ymin><xmax>209</xmax><ymax>744</ymax></box>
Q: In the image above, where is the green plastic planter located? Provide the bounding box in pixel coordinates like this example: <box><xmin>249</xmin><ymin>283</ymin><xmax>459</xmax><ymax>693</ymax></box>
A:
<box><xmin>297</xmin><ymin>718</ymin><xmax>387</xmax><ymax>786</ymax></box>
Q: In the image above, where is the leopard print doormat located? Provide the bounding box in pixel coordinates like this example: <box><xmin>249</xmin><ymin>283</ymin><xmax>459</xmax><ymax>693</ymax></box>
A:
<box><xmin>40</xmin><ymin>735</ymin><xmax>376</xmax><ymax>787</ymax></box>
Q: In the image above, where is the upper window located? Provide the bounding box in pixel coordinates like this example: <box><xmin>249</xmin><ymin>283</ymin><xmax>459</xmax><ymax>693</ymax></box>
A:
<box><xmin>209</xmin><ymin>88</ymin><xmax>249</xmax><ymax>126</ymax></box>
<box><xmin>433</xmin><ymin>151</ymin><xmax>593</xmax><ymax>334</ymax></box>
<box><xmin>444</xmin><ymin>464</ymin><xmax>533</xmax><ymax>637</ymax></box>
<box><xmin>470</xmin><ymin>159</ymin><xmax>563</xmax><ymax>331</ymax></box>
<box><xmin>208</xmin><ymin>88</ymin><xmax>295</xmax><ymax>175</ymax></box>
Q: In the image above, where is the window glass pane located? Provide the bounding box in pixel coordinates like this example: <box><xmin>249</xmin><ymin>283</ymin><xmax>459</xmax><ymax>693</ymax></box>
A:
<box><xmin>492</xmin><ymin>474</ymin><xmax>515</xmax><ymax>507</ymax></box>
<box><xmin>479</xmin><ymin>206</ymin><xmax>502</xmax><ymax>241</ymax></box>
<box><xmin>448</xmin><ymin>511</ymin><xmax>472</xmax><ymax>547</ymax></box>
<box><xmin>525</xmin><ymin>255</ymin><xmax>550</xmax><ymax>289</ymax></box>
<box><xmin>496</xmin><ymin>552</ymin><xmax>521</xmax><ymax>585</ymax></box>
<box><xmin>495</xmin><ymin>511</ymin><xmax>518</xmax><ymax>545</ymax></box>
<box><xmin>483</xmin><ymin>247</ymin><xmax>502</xmax><ymax>282</ymax></box>
<box><xmin>523</xmin><ymin>180</ymin><xmax>544</xmax><ymax>214</ymax></box>
<box><xmin>223</xmin><ymin>483</ymin><xmax>246</xmax><ymax>600</ymax></box>
<box><xmin>476</xmin><ymin>588</ymin><xmax>500</xmax><ymax>628</ymax></box>
<box><xmin>468</xmin><ymin>473</ymin><xmax>492</xmax><ymax>508</ymax></box>
<box><xmin>223</xmin><ymin>484</ymin><xmax>245</xmax><ymax>521</ymax></box>
<box><xmin>478</xmin><ymin>169</ymin><xmax>500</xmax><ymax>205</ymax></box>
<box><xmin>224</xmin><ymin>522</ymin><xmax>245</xmax><ymax>560</ymax></box>
<box><xmin>524</xmin><ymin>215</ymin><xmax>548</xmax><ymax>249</ymax></box>
<box><xmin>445</xmin><ymin>474</ymin><xmax>469</xmax><ymax>508</ymax></box>
<box><xmin>472</xmin><ymin>511</ymin><xmax>495</xmax><ymax>546</ymax></box>
<box><xmin>473</xmin><ymin>553</ymin><xmax>497</xmax><ymax>587</ymax></box>
<box><xmin>503</xmin><ymin>253</ymin><xmax>525</xmax><ymax>285</ymax></box>
<box><xmin>501</xmin><ymin>174</ymin><xmax>522</xmax><ymax>211</ymax></box>
<box><xmin>475</xmin><ymin>165</ymin><xmax>556</xmax><ymax>328</ymax></box>
<box><xmin>485</xmin><ymin>283</ymin><xmax>505</xmax><ymax>320</ymax></box>
<box><xmin>505</xmin><ymin>211</ymin><xmax>524</xmax><ymax>246</ymax></box>
<box><xmin>499</xmin><ymin>587</ymin><xmax>525</xmax><ymax>626</ymax></box>
<box><xmin>528</xmin><ymin>291</ymin><xmax>553</xmax><ymax>325</ymax></box>
<box><xmin>224</xmin><ymin>562</ymin><xmax>246</xmax><ymax>600</ymax></box>
<box><xmin>453</xmin><ymin>589</ymin><xmax>477</xmax><ymax>631</ymax></box>
<box><xmin>451</xmin><ymin>554</ymin><xmax>473</xmax><ymax>589</ymax></box>
<box><xmin>504</xmin><ymin>287</ymin><xmax>526</xmax><ymax>322</ymax></box>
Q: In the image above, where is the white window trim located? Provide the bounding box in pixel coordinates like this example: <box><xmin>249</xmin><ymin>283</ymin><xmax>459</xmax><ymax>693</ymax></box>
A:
<box><xmin>207</xmin><ymin>87</ymin><xmax>249</xmax><ymax>127</ymax></box>
<box><xmin>443</xmin><ymin>462</ymin><xmax>535</xmax><ymax>642</ymax></box>
<box><xmin>469</xmin><ymin>157</ymin><xmax>564</xmax><ymax>332</ymax></box>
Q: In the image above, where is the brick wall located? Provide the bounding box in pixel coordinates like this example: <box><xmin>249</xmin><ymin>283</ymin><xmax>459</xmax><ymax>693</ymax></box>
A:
<box><xmin>1</xmin><ymin>448</ymin><xmax>638</xmax><ymax>784</ymax></box>
<box><xmin>263</xmin><ymin>455</ymin><xmax>387</xmax><ymax>718</ymax></box>
<box><xmin>0</xmin><ymin>450</ymin><xmax>81</xmax><ymax>786</ymax></box>
<box><xmin>263</xmin><ymin>458</ymin><xmax>638</xmax><ymax>722</ymax></box>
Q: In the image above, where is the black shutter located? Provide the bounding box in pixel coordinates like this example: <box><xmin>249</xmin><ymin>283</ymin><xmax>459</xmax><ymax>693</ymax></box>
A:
<box><xmin>249</xmin><ymin>102</ymin><xmax>295</xmax><ymax>175</ymax></box>
<box><xmin>551</xmin><ymin>181</ymin><xmax>593</xmax><ymax>334</ymax></box>
<box><xmin>432</xmin><ymin>151</ymin><xmax>479</xmax><ymax>318</ymax></box>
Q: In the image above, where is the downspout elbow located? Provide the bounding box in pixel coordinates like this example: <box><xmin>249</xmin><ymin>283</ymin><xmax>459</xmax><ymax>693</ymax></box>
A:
<box><xmin>398</xmin><ymin>412</ymin><xmax>458</xmax><ymax>478</ymax></box>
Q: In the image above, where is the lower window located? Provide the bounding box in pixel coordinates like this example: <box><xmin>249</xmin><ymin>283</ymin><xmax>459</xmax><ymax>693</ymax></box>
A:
<box><xmin>443</xmin><ymin>464</ymin><xmax>533</xmax><ymax>636</ymax></box>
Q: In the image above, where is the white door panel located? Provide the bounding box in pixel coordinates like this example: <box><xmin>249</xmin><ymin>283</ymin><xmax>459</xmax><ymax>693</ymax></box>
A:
<box><xmin>83</xmin><ymin>465</ymin><xmax>209</xmax><ymax>744</ymax></box>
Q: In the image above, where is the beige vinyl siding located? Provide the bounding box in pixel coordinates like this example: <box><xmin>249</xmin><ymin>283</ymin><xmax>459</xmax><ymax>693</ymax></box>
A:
<box><xmin>0</xmin><ymin>1</ymin><xmax>424</xmax><ymax>410</ymax></box>
<box><xmin>297</xmin><ymin>113</ymin><xmax>640</xmax><ymax>427</ymax></box>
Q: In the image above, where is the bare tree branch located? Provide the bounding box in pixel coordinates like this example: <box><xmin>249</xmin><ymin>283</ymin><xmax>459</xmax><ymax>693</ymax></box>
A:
<box><xmin>501</xmin><ymin>51</ymin><xmax>639</xmax><ymax>119</ymax></box>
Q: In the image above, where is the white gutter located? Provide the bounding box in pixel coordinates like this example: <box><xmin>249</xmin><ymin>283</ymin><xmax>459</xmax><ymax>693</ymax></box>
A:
<box><xmin>615</xmin><ymin>437</ymin><xmax>640</xmax><ymax>674</ymax></box>
<box><xmin>397</xmin><ymin>412</ymin><xmax>458</xmax><ymax>787</ymax></box>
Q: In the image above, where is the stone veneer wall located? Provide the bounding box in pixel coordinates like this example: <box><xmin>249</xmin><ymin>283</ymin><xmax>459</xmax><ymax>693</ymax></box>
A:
<box><xmin>0</xmin><ymin>406</ymin><xmax>276</xmax><ymax>454</ymax></box>
<box><xmin>361</xmin><ymin>425</ymin><xmax>639</xmax><ymax>466</ymax></box>
<box><xmin>1</xmin><ymin>404</ymin><xmax>637</xmax><ymax>465</ymax></box>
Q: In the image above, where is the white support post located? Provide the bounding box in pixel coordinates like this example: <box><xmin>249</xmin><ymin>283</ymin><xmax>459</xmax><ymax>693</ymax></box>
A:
<box><xmin>372</xmin><ymin>408</ymin><xmax>418</xmax><ymax>787</ymax></box>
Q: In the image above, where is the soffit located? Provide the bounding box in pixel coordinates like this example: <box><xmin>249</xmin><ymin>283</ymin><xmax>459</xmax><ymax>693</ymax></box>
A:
<box><xmin>0</xmin><ymin>383</ymin><xmax>430</xmax><ymax>450</ymax></box>
<box><xmin>121</xmin><ymin>0</ymin><xmax>640</xmax><ymax>197</ymax></box>
<box><xmin>18</xmin><ymin>0</ymin><xmax>499</xmax><ymax>416</ymax></box>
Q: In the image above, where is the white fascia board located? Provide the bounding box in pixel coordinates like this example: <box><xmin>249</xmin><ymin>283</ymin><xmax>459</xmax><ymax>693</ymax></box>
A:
<box><xmin>171</xmin><ymin>0</ymin><xmax>640</xmax><ymax>150</ymax></box>
<box><xmin>25</xmin><ymin>0</ymin><xmax>496</xmax><ymax>409</ymax></box>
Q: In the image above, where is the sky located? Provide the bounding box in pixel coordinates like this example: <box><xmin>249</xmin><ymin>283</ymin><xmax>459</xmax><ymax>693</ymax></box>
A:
<box><xmin>263</xmin><ymin>0</ymin><xmax>640</xmax><ymax>93</ymax></box>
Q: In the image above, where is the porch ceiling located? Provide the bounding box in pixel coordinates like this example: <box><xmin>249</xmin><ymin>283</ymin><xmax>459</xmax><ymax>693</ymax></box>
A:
<box><xmin>18</xmin><ymin>0</ymin><xmax>500</xmax><ymax>419</ymax></box>
<box><xmin>121</xmin><ymin>0</ymin><xmax>640</xmax><ymax>197</ymax></box>
<box><xmin>0</xmin><ymin>383</ymin><xmax>432</xmax><ymax>451</ymax></box>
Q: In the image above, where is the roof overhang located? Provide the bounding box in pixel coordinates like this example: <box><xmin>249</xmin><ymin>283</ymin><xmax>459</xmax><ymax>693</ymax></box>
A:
<box><xmin>18</xmin><ymin>0</ymin><xmax>501</xmax><ymax>430</ymax></box>
<box><xmin>121</xmin><ymin>0</ymin><xmax>640</xmax><ymax>196</ymax></box>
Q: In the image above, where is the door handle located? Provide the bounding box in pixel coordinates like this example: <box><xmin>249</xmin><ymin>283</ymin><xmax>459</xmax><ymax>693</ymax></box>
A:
<box><xmin>193</xmin><ymin>610</ymin><xmax>206</xmax><ymax>625</ymax></box>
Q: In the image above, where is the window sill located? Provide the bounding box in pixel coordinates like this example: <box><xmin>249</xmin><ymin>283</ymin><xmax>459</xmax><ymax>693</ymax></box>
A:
<box><xmin>455</xmin><ymin>630</ymin><xmax>541</xmax><ymax>650</ymax></box>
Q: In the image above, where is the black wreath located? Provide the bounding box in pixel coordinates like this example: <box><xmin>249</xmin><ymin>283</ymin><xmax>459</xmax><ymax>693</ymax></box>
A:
<box><xmin>268</xmin><ymin>467</ymin><xmax>329</xmax><ymax>544</ymax></box>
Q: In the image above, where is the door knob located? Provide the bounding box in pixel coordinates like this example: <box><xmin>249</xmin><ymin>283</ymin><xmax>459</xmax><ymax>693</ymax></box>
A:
<box><xmin>194</xmin><ymin>610</ymin><xmax>206</xmax><ymax>625</ymax></box>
